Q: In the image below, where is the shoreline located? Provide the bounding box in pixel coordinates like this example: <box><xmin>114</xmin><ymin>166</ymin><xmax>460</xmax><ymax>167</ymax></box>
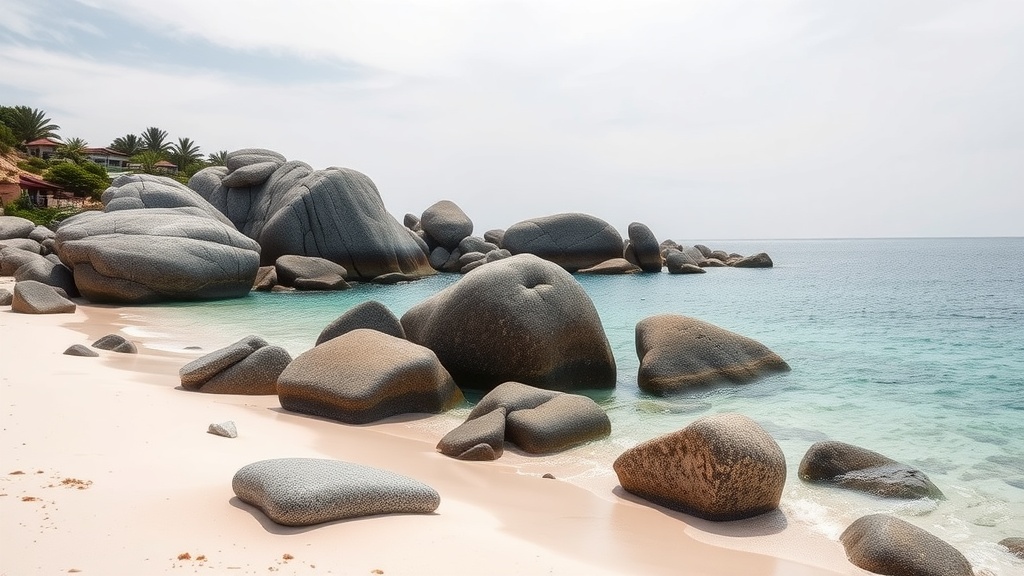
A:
<box><xmin>0</xmin><ymin>296</ymin><xmax>862</xmax><ymax>575</ymax></box>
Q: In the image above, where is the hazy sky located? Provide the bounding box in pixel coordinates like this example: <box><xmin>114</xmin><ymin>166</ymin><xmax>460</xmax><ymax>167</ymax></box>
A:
<box><xmin>1</xmin><ymin>0</ymin><xmax>1021</xmax><ymax>239</ymax></box>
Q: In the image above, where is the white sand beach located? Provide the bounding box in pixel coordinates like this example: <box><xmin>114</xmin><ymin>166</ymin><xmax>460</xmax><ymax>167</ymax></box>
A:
<box><xmin>0</xmin><ymin>294</ymin><xmax>864</xmax><ymax>575</ymax></box>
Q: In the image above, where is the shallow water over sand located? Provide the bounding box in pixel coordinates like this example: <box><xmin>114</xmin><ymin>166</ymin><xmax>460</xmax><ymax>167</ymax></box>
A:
<box><xmin>135</xmin><ymin>237</ymin><xmax>1024</xmax><ymax>574</ymax></box>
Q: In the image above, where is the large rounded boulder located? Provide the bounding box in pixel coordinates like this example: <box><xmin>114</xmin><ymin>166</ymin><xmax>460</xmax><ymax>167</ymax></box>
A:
<box><xmin>501</xmin><ymin>213</ymin><xmax>623</xmax><ymax>272</ymax></box>
<box><xmin>190</xmin><ymin>153</ymin><xmax>434</xmax><ymax>281</ymax></box>
<box><xmin>799</xmin><ymin>441</ymin><xmax>944</xmax><ymax>499</ymax></box>
<box><xmin>401</xmin><ymin>254</ymin><xmax>616</xmax><ymax>391</ymax></box>
<box><xmin>613</xmin><ymin>413</ymin><xmax>786</xmax><ymax>521</ymax></box>
<box><xmin>635</xmin><ymin>314</ymin><xmax>790</xmax><ymax>394</ymax></box>
<box><xmin>627</xmin><ymin>222</ymin><xmax>663</xmax><ymax>272</ymax></box>
<box><xmin>101</xmin><ymin>173</ymin><xmax>234</xmax><ymax>225</ymax></box>
<box><xmin>54</xmin><ymin>208</ymin><xmax>260</xmax><ymax>304</ymax></box>
<box><xmin>419</xmin><ymin>200</ymin><xmax>473</xmax><ymax>250</ymax></box>
<box><xmin>316</xmin><ymin>300</ymin><xmax>405</xmax><ymax>345</ymax></box>
<box><xmin>277</xmin><ymin>328</ymin><xmax>464</xmax><ymax>424</ymax></box>
<box><xmin>840</xmin><ymin>514</ymin><xmax>973</xmax><ymax>576</ymax></box>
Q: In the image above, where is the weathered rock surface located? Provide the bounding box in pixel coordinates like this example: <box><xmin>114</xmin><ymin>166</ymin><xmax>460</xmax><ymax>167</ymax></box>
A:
<box><xmin>190</xmin><ymin>153</ymin><xmax>435</xmax><ymax>281</ymax></box>
<box><xmin>0</xmin><ymin>288</ymin><xmax>12</xmax><ymax>306</ymax></box>
<box><xmin>63</xmin><ymin>344</ymin><xmax>99</xmax><ymax>357</ymax></box>
<box><xmin>13</xmin><ymin>257</ymin><xmax>78</xmax><ymax>297</ymax></box>
<box><xmin>54</xmin><ymin>208</ymin><xmax>260</xmax><ymax>304</ymax></box>
<box><xmin>208</xmin><ymin>421</ymin><xmax>238</xmax><ymax>438</ymax></box>
<box><xmin>577</xmin><ymin>258</ymin><xmax>642</xmax><ymax>275</ymax></box>
<box><xmin>0</xmin><ymin>216</ymin><xmax>35</xmax><ymax>240</ymax></box>
<box><xmin>734</xmin><ymin>252</ymin><xmax>774</xmax><ymax>268</ymax></box>
<box><xmin>92</xmin><ymin>334</ymin><xmax>137</xmax><ymax>354</ymax></box>
<box><xmin>401</xmin><ymin>254</ymin><xmax>616</xmax><ymax>391</ymax></box>
<box><xmin>252</xmin><ymin>266</ymin><xmax>277</xmax><ymax>291</ymax></box>
<box><xmin>102</xmin><ymin>174</ymin><xmax>234</xmax><ymax>225</ymax></box>
<box><xmin>316</xmin><ymin>301</ymin><xmax>405</xmax><ymax>346</ymax></box>
<box><xmin>11</xmin><ymin>280</ymin><xmax>76</xmax><ymax>314</ymax></box>
<box><xmin>799</xmin><ymin>441</ymin><xmax>944</xmax><ymax>499</ymax></box>
<box><xmin>436</xmin><ymin>407</ymin><xmax>506</xmax><ymax>461</ymax></box>
<box><xmin>628</xmin><ymin>222</ymin><xmax>663</xmax><ymax>272</ymax></box>
<box><xmin>275</xmin><ymin>255</ymin><xmax>349</xmax><ymax>291</ymax></box>
<box><xmin>1000</xmin><ymin>537</ymin><xmax>1024</xmax><ymax>559</ymax></box>
<box><xmin>483</xmin><ymin>229</ymin><xmax>505</xmax><ymax>246</ymax></box>
<box><xmin>0</xmin><ymin>237</ymin><xmax>42</xmax><ymax>254</ymax></box>
<box><xmin>420</xmin><ymin>200</ymin><xmax>473</xmax><ymax>250</ymax></box>
<box><xmin>840</xmin><ymin>514</ymin><xmax>973</xmax><ymax>576</ymax></box>
<box><xmin>666</xmin><ymin>251</ymin><xmax>705</xmax><ymax>274</ymax></box>
<box><xmin>28</xmin><ymin>225</ymin><xmax>55</xmax><ymax>243</ymax></box>
<box><xmin>278</xmin><ymin>329</ymin><xmax>463</xmax><ymax>424</ymax></box>
<box><xmin>501</xmin><ymin>213</ymin><xmax>623</xmax><ymax>272</ymax></box>
<box><xmin>613</xmin><ymin>413</ymin><xmax>786</xmax><ymax>521</ymax></box>
<box><xmin>635</xmin><ymin>314</ymin><xmax>789</xmax><ymax>394</ymax></box>
<box><xmin>179</xmin><ymin>335</ymin><xmax>289</xmax><ymax>395</ymax></box>
<box><xmin>438</xmin><ymin>381</ymin><xmax>610</xmax><ymax>459</ymax></box>
<box><xmin>1</xmin><ymin>246</ymin><xmax>46</xmax><ymax>276</ymax></box>
<box><xmin>232</xmin><ymin>458</ymin><xmax>440</xmax><ymax>526</ymax></box>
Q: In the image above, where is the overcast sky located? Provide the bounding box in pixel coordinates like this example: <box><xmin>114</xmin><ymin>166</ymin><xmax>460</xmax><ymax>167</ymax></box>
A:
<box><xmin>1</xmin><ymin>0</ymin><xmax>1021</xmax><ymax>239</ymax></box>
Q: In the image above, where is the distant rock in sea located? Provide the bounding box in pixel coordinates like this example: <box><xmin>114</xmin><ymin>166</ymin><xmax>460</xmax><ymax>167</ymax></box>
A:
<box><xmin>501</xmin><ymin>213</ymin><xmax>623</xmax><ymax>272</ymax></box>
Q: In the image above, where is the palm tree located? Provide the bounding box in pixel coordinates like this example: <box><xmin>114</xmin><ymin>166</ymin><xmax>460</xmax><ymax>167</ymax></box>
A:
<box><xmin>207</xmin><ymin>150</ymin><xmax>229</xmax><ymax>166</ymax></box>
<box><xmin>141</xmin><ymin>126</ymin><xmax>171</xmax><ymax>154</ymax></box>
<box><xmin>0</xmin><ymin>105</ymin><xmax>61</xmax><ymax>144</ymax></box>
<box><xmin>168</xmin><ymin>137</ymin><xmax>202</xmax><ymax>170</ymax></box>
<box><xmin>130</xmin><ymin>151</ymin><xmax>163</xmax><ymax>174</ymax></box>
<box><xmin>110</xmin><ymin>133</ymin><xmax>142</xmax><ymax>156</ymax></box>
<box><xmin>55</xmin><ymin>137</ymin><xmax>89</xmax><ymax>163</ymax></box>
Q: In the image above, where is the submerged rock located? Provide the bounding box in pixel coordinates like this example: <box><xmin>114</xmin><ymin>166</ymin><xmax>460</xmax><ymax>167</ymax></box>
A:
<box><xmin>799</xmin><ymin>441</ymin><xmax>944</xmax><ymax>499</ymax></box>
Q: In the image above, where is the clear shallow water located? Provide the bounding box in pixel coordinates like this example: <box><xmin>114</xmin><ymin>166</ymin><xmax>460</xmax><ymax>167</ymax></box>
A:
<box><xmin>134</xmin><ymin>238</ymin><xmax>1024</xmax><ymax>574</ymax></box>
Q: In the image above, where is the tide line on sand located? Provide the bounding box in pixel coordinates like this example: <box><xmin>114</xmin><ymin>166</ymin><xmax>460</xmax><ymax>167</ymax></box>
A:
<box><xmin>0</xmin><ymin>303</ymin><xmax>858</xmax><ymax>575</ymax></box>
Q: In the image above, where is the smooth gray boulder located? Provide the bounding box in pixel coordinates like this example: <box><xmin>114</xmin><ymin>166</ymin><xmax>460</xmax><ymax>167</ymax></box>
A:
<box><xmin>63</xmin><ymin>344</ymin><xmax>99</xmax><ymax>357</ymax></box>
<box><xmin>840</xmin><ymin>514</ymin><xmax>973</xmax><ymax>576</ymax></box>
<box><xmin>403</xmin><ymin>213</ymin><xmax>420</xmax><ymax>230</ymax></box>
<box><xmin>54</xmin><ymin>208</ymin><xmax>260</xmax><ymax>304</ymax></box>
<box><xmin>436</xmin><ymin>407</ymin><xmax>506</xmax><ymax>461</ymax></box>
<box><xmin>0</xmin><ymin>216</ymin><xmax>35</xmax><ymax>240</ymax></box>
<box><xmin>734</xmin><ymin>252</ymin><xmax>774</xmax><ymax>268</ymax></box>
<box><xmin>428</xmin><ymin>246</ymin><xmax>450</xmax><ymax>270</ymax></box>
<box><xmin>401</xmin><ymin>254</ymin><xmax>616</xmax><ymax>392</ymax></box>
<box><xmin>92</xmin><ymin>334</ymin><xmax>137</xmax><ymax>354</ymax></box>
<box><xmin>636</xmin><ymin>314</ymin><xmax>790</xmax><ymax>394</ymax></box>
<box><xmin>232</xmin><ymin>458</ymin><xmax>440</xmax><ymax>526</ymax></box>
<box><xmin>458</xmin><ymin>236</ymin><xmax>497</xmax><ymax>256</ymax></box>
<box><xmin>502</xmin><ymin>213</ymin><xmax>623</xmax><ymax>272</ymax></box>
<box><xmin>278</xmin><ymin>329</ymin><xmax>464</xmax><ymax>424</ymax></box>
<box><xmin>190</xmin><ymin>155</ymin><xmax>436</xmax><ymax>281</ymax></box>
<box><xmin>11</xmin><ymin>280</ymin><xmax>76</xmax><ymax>314</ymax></box>
<box><xmin>420</xmin><ymin>200</ymin><xmax>473</xmax><ymax>250</ymax></box>
<box><xmin>577</xmin><ymin>258</ymin><xmax>641</xmax><ymax>275</ymax></box>
<box><xmin>799</xmin><ymin>441</ymin><xmax>944</xmax><ymax>499</ymax></box>
<box><xmin>698</xmin><ymin>258</ymin><xmax>727</xmax><ymax>267</ymax></box>
<box><xmin>208</xmin><ymin>421</ymin><xmax>238</xmax><ymax>438</ymax></box>
<box><xmin>316</xmin><ymin>301</ymin><xmax>405</xmax><ymax>346</ymax></box>
<box><xmin>613</xmin><ymin>413</ymin><xmax>786</xmax><ymax>521</ymax></box>
<box><xmin>666</xmin><ymin>251</ymin><xmax>705</xmax><ymax>274</ymax></box>
<box><xmin>627</xmin><ymin>222</ymin><xmax>663</xmax><ymax>272</ymax></box>
<box><xmin>483</xmin><ymin>229</ymin><xmax>505</xmax><ymax>246</ymax></box>
<box><xmin>102</xmin><ymin>174</ymin><xmax>233</xmax><ymax>225</ymax></box>
<box><xmin>0</xmin><ymin>288</ymin><xmax>11</xmax><ymax>306</ymax></box>
<box><xmin>0</xmin><ymin>237</ymin><xmax>42</xmax><ymax>254</ymax></box>
<box><xmin>28</xmin><ymin>225</ymin><xmax>54</xmax><ymax>243</ymax></box>
<box><xmin>275</xmin><ymin>255</ymin><xmax>349</xmax><ymax>291</ymax></box>
<box><xmin>179</xmin><ymin>335</ymin><xmax>288</xmax><ymax>395</ymax></box>
<box><xmin>252</xmin><ymin>266</ymin><xmax>277</xmax><ymax>291</ymax></box>
<box><xmin>440</xmin><ymin>381</ymin><xmax>610</xmax><ymax>458</ymax></box>
<box><xmin>2</xmin><ymin>246</ymin><xmax>48</xmax><ymax>276</ymax></box>
<box><xmin>14</xmin><ymin>258</ymin><xmax>78</xmax><ymax>297</ymax></box>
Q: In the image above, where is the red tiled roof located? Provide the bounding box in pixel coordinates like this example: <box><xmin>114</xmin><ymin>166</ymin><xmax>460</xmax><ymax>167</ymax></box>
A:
<box><xmin>154</xmin><ymin>160</ymin><xmax>177</xmax><ymax>167</ymax></box>
<box><xmin>19</xmin><ymin>173</ymin><xmax>64</xmax><ymax>191</ymax></box>
<box><xmin>25</xmin><ymin>137</ymin><xmax>61</xmax><ymax>147</ymax></box>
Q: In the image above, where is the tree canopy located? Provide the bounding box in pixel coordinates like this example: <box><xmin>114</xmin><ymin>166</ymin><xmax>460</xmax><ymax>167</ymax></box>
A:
<box><xmin>141</xmin><ymin>126</ymin><xmax>171</xmax><ymax>153</ymax></box>
<box><xmin>169</xmin><ymin>137</ymin><xmax>202</xmax><ymax>170</ymax></box>
<box><xmin>56</xmin><ymin>137</ymin><xmax>89</xmax><ymax>164</ymax></box>
<box><xmin>110</xmin><ymin>133</ymin><xmax>142</xmax><ymax>156</ymax></box>
<box><xmin>44</xmin><ymin>162</ymin><xmax>109</xmax><ymax>200</ymax></box>
<box><xmin>0</xmin><ymin>105</ymin><xmax>61</xmax><ymax>143</ymax></box>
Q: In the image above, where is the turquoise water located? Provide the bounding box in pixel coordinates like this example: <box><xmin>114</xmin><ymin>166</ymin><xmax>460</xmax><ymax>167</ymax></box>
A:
<box><xmin>131</xmin><ymin>238</ymin><xmax>1024</xmax><ymax>574</ymax></box>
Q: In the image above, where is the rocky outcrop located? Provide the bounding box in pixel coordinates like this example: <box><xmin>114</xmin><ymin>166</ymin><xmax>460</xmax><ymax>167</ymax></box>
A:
<box><xmin>277</xmin><ymin>329</ymin><xmax>463</xmax><ymax>424</ymax></box>
<box><xmin>840</xmin><ymin>514</ymin><xmax>973</xmax><ymax>576</ymax></box>
<box><xmin>54</xmin><ymin>207</ymin><xmax>260</xmax><ymax>304</ymax></box>
<box><xmin>1</xmin><ymin>245</ymin><xmax>46</xmax><ymax>276</ymax></box>
<box><xmin>0</xmin><ymin>238</ymin><xmax>42</xmax><ymax>254</ymax></box>
<box><xmin>101</xmin><ymin>173</ymin><xmax>234</xmax><ymax>225</ymax></box>
<box><xmin>189</xmin><ymin>151</ymin><xmax>434</xmax><ymax>281</ymax></box>
<box><xmin>0</xmin><ymin>216</ymin><xmax>36</xmax><ymax>240</ymax></box>
<box><xmin>11</xmin><ymin>280</ymin><xmax>76</xmax><ymax>314</ymax></box>
<box><xmin>501</xmin><ymin>213</ymin><xmax>623</xmax><ymax>272</ymax></box>
<box><xmin>614</xmin><ymin>413</ymin><xmax>786</xmax><ymax>521</ymax></box>
<box><xmin>92</xmin><ymin>334</ymin><xmax>137</xmax><ymax>354</ymax></box>
<box><xmin>274</xmin><ymin>255</ymin><xmax>349</xmax><ymax>291</ymax></box>
<box><xmin>420</xmin><ymin>200</ymin><xmax>473</xmax><ymax>250</ymax></box>
<box><xmin>12</xmin><ymin>254</ymin><xmax>78</xmax><ymax>296</ymax></box>
<box><xmin>1000</xmin><ymin>537</ymin><xmax>1024</xmax><ymax>560</ymax></box>
<box><xmin>179</xmin><ymin>335</ymin><xmax>291</xmax><ymax>395</ymax></box>
<box><xmin>635</xmin><ymin>314</ymin><xmax>789</xmax><ymax>394</ymax></box>
<box><xmin>627</xmin><ymin>222</ymin><xmax>663</xmax><ymax>272</ymax></box>
<box><xmin>799</xmin><ymin>441</ymin><xmax>944</xmax><ymax>499</ymax></box>
<box><xmin>734</xmin><ymin>252</ymin><xmax>773</xmax><ymax>268</ymax></box>
<box><xmin>401</xmin><ymin>254</ymin><xmax>616</xmax><ymax>391</ymax></box>
<box><xmin>316</xmin><ymin>301</ymin><xmax>405</xmax><ymax>345</ymax></box>
<box><xmin>0</xmin><ymin>288</ymin><xmax>12</xmax><ymax>306</ymax></box>
<box><xmin>577</xmin><ymin>258</ymin><xmax>641</xmax><ymax>274</ymax></box>
<box><xmin>232</xmin><ymin>458</ymin><xmax>440</xmax><ymax>526</ymax></box>
<box><xmin>437</xmin><ymin>381</ymin><xmax>610</xmax><ymax>460</ymax></box>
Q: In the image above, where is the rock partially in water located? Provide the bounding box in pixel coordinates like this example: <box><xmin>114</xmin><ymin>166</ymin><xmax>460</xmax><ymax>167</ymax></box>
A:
<box><xmin>840</xmin><ymin>514</ymin><xmax>973</xmax><ymax>576</ymax></box>
<box><xmin>799</xmin><ymin>441</ymin><xmax>944</xmax><ymax>499</ymax></box>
